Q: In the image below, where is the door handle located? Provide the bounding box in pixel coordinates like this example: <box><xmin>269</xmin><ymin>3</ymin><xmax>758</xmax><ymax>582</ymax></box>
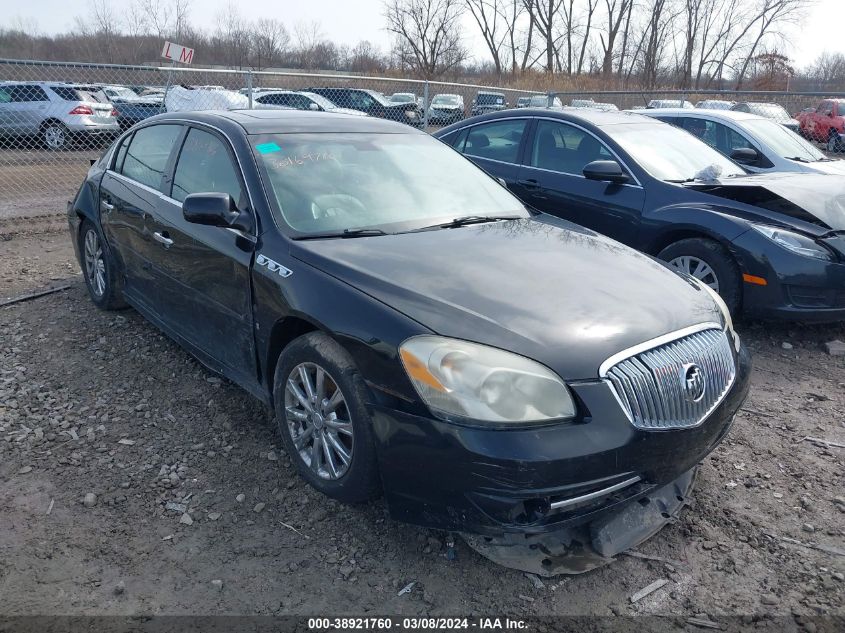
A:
<box><xmin>517</xmin><ymin>178</ymin><xmax>540</xmax><ymax>189</ymax></box>
<box><xmin>101</xmin><ymin>200</ymin><xmax>114</xmax><ymax>211</ymax></box>
<box><xmin>153</xmin><ymin>231</ymin><xmax>174</xmax><ymax>249</ymax></box>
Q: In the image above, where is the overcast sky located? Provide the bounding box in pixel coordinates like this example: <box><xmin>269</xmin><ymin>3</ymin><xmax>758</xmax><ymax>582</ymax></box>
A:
<box><xmin>10</xmin><ymin>0</ymin><xmax>842</xmax><ymax>70</ymax></box>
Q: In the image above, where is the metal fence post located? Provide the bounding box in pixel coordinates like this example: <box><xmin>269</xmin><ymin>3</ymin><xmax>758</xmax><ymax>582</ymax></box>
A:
<box><xmin>423</xmin><ymin>80</ymin><xmax>429</xmax><ymax>128</ymax></box>
<box><xmin>160</xmin><ymin>60</ymin><xmax>175</xmax><ymax>114</ymax></box>
<box><xmin>246</xmin><ymin>70</ymin><xmax>253</xmax><ymax>109</ymax></box>
<box><xmin>547</xmin><ymin>92</ymin><xmax>554</xmax><ymax>108</ymax></box>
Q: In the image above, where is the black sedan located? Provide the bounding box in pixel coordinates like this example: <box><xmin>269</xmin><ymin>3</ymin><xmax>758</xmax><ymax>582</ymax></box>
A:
<box><xmin>435</xmin><ymin>109</ymin><xmax>845</xmax><ymax>321</ymax></box>
<box><xmin>305</xmin><ymin>87</ymin><xmax>424</xmax><ymax>128</ymax></box>
<box><xmin>68</xmin><ymin>110</ymin><xmax>749</xmax><ymax>574</ymax></box>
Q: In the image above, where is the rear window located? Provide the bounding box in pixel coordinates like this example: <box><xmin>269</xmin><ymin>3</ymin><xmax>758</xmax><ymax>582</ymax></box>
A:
<box><xmin>50</xmin><ymin>86</ymin><xmax>84</xmax><ymax>101</ymax></box>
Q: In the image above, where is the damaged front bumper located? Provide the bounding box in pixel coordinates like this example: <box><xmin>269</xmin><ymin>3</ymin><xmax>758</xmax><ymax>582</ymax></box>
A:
<box><xmin>462</xmin><ymin>467</ymin><xmax>696</xmax><ymax>575</ymax></box>
<box><xmin>369</xmin><ymin>345</ymin><xmax>750</xmax><ymax>546</ymax></box>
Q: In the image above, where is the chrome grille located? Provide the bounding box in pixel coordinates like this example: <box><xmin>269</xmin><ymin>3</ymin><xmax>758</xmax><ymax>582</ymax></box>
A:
<box><xmin>604</xmin><ymin>327</ymin><xmax>736</xmax><ymax>430</ymax></box>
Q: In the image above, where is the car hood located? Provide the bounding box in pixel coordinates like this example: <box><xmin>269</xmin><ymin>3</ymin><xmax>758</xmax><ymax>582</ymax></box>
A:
<box><xmin>801</xmin><ymin>159</ymin><xmax>845</xmax><ymax>176</ymax></box>
<box><xmin>430</xmin><ymin>104</ymin><xmax>462</xmax><ymax>110</ymax></box>
<box><xmin>687</xmin><ymin>172</ymin><xmax>845</xmax><ymax>231</ymax></box>
<box><xmin>328</xmin><ymin>107</ymin><xmax>368</xmax><ymax>117</ymax></box>
<box><xmin>290</xmin><ymin>217</ymin><xmax>721</xmax><ymax>380</ymax></box>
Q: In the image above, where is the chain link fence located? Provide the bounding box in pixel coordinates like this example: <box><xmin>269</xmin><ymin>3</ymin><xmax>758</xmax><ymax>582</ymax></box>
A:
<box><xmin>551</xmin><ymin>89</ymin><xmax>845</xmax><ymax>133</ymax></box>
<box><xmin>0</xmin><ymin>58</ymin><xmax>540</xmax><ymax>220</ymax></box>
<box><xmin>2</xmin><ymin>57</ymin><xmax>843</xmax><ymax>220</ymax></box>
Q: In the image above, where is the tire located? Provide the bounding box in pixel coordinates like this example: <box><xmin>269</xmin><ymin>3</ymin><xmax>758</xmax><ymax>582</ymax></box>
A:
<box><xmin>657</xmin><ymin>238</ymin><xmax>741</xmax><ymax>315</ymax></box>
<box><xmin>42</xmin><ymin>121</ymin><xmax>69</xmax><ymax>150</ymax></box>
<box><xmin>827</xmin><ymin>130</ymin><xmax>841</xmax><ymax>154</ymax></box>
<box><xmin>273</xmin><ymin>332</ymin><xmax>380</xmax><ymax>504</ymax></box>
<box><xmin>79</xmin><ymin>220</ymin><xmax>126</xmax><ymax>310</ymax></box>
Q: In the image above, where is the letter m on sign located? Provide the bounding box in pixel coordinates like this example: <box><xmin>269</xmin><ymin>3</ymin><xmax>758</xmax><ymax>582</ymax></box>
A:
<box><xmin>179</xmin><ymin>47</ymin><xmax>193</xmax><ymax>64</ymax></box>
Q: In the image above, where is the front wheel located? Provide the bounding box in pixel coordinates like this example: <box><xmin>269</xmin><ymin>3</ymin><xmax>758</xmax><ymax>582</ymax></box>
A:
<box><xmin>273</xmin><ymin>332</ymin><xmax>380</xmax><ymax>503</ymax></box>
<box><xmin>658</xmin><ymin>238</ymin><xmax>742</xmax><ymax>316</ymax></box>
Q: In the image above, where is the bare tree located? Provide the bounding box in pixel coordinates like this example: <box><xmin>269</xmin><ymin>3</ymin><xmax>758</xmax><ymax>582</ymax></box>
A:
<box><xmin>140</xmin><ymin>0</ymin><xmax>190</xmax><ymax>39</ymax></box>
<box><xmin>385</xmin><ymin>0</ymin><xmax>468</xmax><ymax>78</ymax></box>
<box><xmin>733</xmin><ymin>0</ymin><xmax>807</xmax><ymax>88</ymax></box>
<box><xmin>252</xmin><ymin>18</ymin><xmax>289</xmax><ymax>70</ymax></box>
<box><xmin>465</xmin><ymin>0</ymin><xmax>508</xmax><ymax>75</ymax></box>
<box><xmin>523</xmin><ymin>0</ymin><xmax>562</xmax><ymax>72</ymax></box>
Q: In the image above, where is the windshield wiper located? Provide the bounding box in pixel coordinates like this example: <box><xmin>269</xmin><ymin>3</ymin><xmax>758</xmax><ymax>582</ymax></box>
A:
<box><xmin>294</xmin><ymin>228</ymin><xmax>389</xmax><ymax>240</ymax></box>
<box><xmin>664</xmin><ymin>178</ymin><xmax>696</xmax><ymax>183</ymax></box>
<box><xmin>405</xmin><ymin>215</ymin><xmax>522</xmax><ymax>233</ymax></box>
<box><xmin>785</xmin><ymin>156</ymin><xmax>811</xmax><ymax>163</ymax></box>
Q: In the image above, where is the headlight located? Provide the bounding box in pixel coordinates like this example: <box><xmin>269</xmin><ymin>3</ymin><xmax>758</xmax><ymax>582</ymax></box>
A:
<box><xmin>399</xmin><ymin>336</ymin><xmax>576</xmax><ymax>425</ymax></box>
<box><xmin>405</xmin><ymin>110</ymin><xmax>418</xmax><ymax>119</ymax></box>
<box><xmin>752</xmin><ymin>225</ymin><xmax>833</xmax><ymax>261</ymax></box>
<box><xmin>697</xmin><ymin>281</ymin><xmax>740</xmax><ymax>351</ymax></box>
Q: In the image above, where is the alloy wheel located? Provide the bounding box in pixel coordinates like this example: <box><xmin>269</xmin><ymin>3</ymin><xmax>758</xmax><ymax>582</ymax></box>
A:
<box><xmin>668</xmin><ymin>255</ymin><xmax>720</xmax><ymax>292</ymax></box>
<box><xmin>83</xmin><ymin>229</ymin><xmax>106</xmax><ymax>297</ymax></box>
<box><xmin>284</xmin><ymin>362</ymin><xmax>353</xmax><ymax>481</ymax></box>
<box><xmin>828</xmin><ymin>134</ymin><xmax>839</xmax><ymax>153</ymax></box>
<box><xmin>44</xmin><ymin>125</ymin><xmax>66</xmax><ymax>149</ymax></box>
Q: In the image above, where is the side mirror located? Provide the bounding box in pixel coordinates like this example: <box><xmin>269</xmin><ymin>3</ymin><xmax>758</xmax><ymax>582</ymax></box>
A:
<box><xmin>308</xmin><ymin>102</ymin><xmax>320</xmax><ymax>111</ymax></box>
<box><xmin>183</xmin><ymin>192</ymin><xmax>252</xmax><ymax>233</ymax></box>
<box><xmin>583</xmin><ymin>160</ymin><xmax>629</xmax><ymax>184</ymax></box>
<box><xmin>730</xmin><ymin>147</ymin><xmax>759</xmax><ymax>165</ymax></box>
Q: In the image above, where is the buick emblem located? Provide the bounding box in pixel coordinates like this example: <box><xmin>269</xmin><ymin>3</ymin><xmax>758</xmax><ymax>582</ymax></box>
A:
<box><xmin>682</xmin><ymin>364</ymin><xmax>706</xmax><ymax>402</ymax></box>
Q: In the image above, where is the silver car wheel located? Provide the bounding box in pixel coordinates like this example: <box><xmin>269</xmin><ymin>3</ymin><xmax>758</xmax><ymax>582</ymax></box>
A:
<box><xmin>284</xmin><ymin>362</ymin><xmax>353</xmax><ymax>481</ymax></box>
<box><xmin>668</xmin><ymin>255</ymin><xmax>720</xmax><ymax>292</ymax></box>
<box><xmin>83</xmin><ymin>228</ymin><xmax>106</xmax><ymax>297</ymax></box>
<box><xmin>828</xmin><ymin>134</ymin><xmax>839</xmax><ymax>153</ymax></box>
<box><xmin>44</xmin><ymin>124</ymin><xmax>66</xmax><ymax>150</ymax></box>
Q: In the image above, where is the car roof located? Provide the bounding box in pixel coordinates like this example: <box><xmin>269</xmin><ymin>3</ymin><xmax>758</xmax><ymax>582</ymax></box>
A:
<box><xmin>439</xmin><ymin>107</ymin><xmax>655</xmax><ymax>131</ymax></box>
<box><xmin>146</xmin><ymin>109</ymin><xmax>422</xmax><ymax>135</ymax></box>
<box><xmin>643</xmin><ymin>107</ymin><xmax>762</xmax><ymax>122</ymax></box>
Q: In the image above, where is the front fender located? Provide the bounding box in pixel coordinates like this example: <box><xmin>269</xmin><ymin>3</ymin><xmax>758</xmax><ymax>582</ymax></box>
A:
<box><xmin>641</xmin><ymin>203</ymin><xmax>751</xmax><ymax>254</ymax></box>
<box><xmin>251</xmin><ymin>239</ymin><xmax>432</xmax><ymax>407</ymax></box>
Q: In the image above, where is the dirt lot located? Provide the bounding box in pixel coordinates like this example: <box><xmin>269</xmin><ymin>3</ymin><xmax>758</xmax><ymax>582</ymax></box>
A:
<box><xmin>1</xmin><ymin>225</ymin><xmax>844</xmax><ymax>625</ymax></box>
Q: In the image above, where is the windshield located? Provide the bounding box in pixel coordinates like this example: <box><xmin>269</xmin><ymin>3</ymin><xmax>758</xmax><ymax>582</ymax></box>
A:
<box><xmin>390</xmin><ymin>93</ymin><xmax>415</xmax><ymax>103</ymax></box>
<box><xmin>252</xmin><ymin>133</ymin><xmax>526</xmax><ymax>236</ymax></box>
<box><xmin>432</xmin><ymin>95</ymin><xmax>461</xmax><ymax>105</ymax></box>
<box><xmin>302</xmin><ymin>92</ymin><xmax>338</xmax><ymax>110</ymax></box>
<box><xmin>477</xmin><ymin>93</ymin><xmax>504</xmax><ymax>105</ymax></box>
<box><xmin>744</xmin><ymin>118</ymin><xmax>826</xmax><ymax>162</ymax></box>
<box><xmin>748</xmin><ymin>103</ymin><xmax>791</xmax><ymax>120</ymax></box>
<box><xmin>365</xmin><ymin>90</ymin><xmax>392</xmax><ymax>106</ymax></box>
<box><xmin>107</xmin><ymin>86</ymin><xmax>140</xmax><ymax>101</ymax></box>
<box><xmin>529</xmin><ymin>95</ymin><xmax>563</xmax><ymax>107</ymax></box>
<box><xmin>609</xmin><ymin>122</ymin><xmax>746</xmax><ymax>181</ymax></box>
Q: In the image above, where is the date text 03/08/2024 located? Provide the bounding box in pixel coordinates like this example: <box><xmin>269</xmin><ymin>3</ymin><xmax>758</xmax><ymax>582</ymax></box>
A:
<box><xmin>307</xmin><ymin>617</ymin><xmax>529</xmax><ymax>630</ymax></box>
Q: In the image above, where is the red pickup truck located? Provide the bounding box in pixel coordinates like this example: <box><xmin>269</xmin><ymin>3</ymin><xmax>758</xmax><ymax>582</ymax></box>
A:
<box><xmin>796</xmin><ymin>99</ymin><xmax>845</xmax><ymax>150</ymax></box>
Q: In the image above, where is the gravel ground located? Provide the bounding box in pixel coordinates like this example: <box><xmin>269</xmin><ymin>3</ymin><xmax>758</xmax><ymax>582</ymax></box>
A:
<box><xmin>1</xmin><ymin>227</ymin><xmax>844</xmax><ymax>625</ymax></box>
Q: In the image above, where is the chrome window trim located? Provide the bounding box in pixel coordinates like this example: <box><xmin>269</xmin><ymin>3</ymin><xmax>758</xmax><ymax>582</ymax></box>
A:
<box><xmin>597</xmin><ymin>322</ymin><xmax>722</xmax><ymax>378</ymax></box>
<box><xmin>533</xmin><ymin>116</ymin><xmax>644</xmax><ymax>188</ymax></box>
<box><xmin>105</xmin><ymin>170</ymin><xmax>257</xmax><ymax>243</ymax></box>
<box><xmin>549</xmin><ymin>475</ymin><xmax>641</xmax><ymax>511</ymax></box>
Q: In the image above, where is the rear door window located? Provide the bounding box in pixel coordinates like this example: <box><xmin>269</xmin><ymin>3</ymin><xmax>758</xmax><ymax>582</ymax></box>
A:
<box><xmin>462</xmin><ymin>119</ymin><xmax>527</xmax><ymax>164</ymax></box>
<box><xmin>171</xmin><ymin>127</ymin><xmax>244</xmax><ymax>206</ymax></box>
<box><xmin>11</xmin><ymin>85</ymin><xmax>49</xmax><ymax>102</ymax></box>
<box><xmin>120</xmin><ymin>124</ymin><xmax>181</xmax><ymax>191</ymax></box>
